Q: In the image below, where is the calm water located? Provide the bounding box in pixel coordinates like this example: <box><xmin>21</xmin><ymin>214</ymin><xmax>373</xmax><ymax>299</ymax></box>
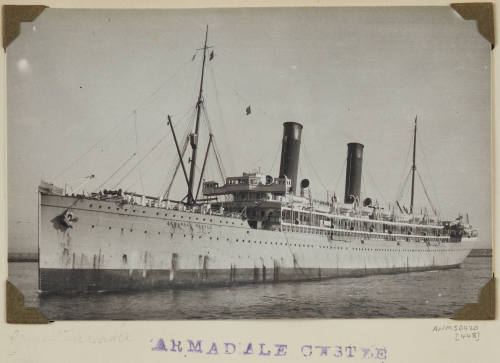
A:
<box><xmin>8</xmin><ymin>257</ymin><xmax>491</xmax><ymax>320</ymax></box>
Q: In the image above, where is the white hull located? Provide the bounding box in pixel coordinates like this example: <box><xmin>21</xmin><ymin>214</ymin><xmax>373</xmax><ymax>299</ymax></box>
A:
<box><xmin>39</xmin><ymin>194</ymin><xmax>474</xmax><ymax>293</ymax></box>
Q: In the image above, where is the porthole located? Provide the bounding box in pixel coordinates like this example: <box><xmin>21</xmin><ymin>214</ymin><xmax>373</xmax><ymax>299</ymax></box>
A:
<box><xmin>98</xmin><ymin>205</ymin><xmax>102</xmax><ymax>209</ymax></box>
<box><xmin>130</xmin><ymin>229</ymin><xmax>133</xmax><ymax>232</ymax></box>
<box><xmin>107</xmin><ymin>206</ymin><xmax>111</xmax><ymax>209</ymax></box>
<box><xmin>133</xmin><ymin>210</ymin><xmax>136</xmax><ymax>212</ymax></box>
<box><xmin>144</xmin><ymin>231</ymin><xmax>147</xmax><ymax>233</ymax></box>
<box><xmin>91</xmin><ymin>225</ymin><xmax>95</xmax><ymax>228</ymax></box>
<box><xmin>142</xmin><ymin>211</ymin><xmax>146</xmax><ymax>214</ymax></box>
<box><xmin>108</xmin><ymin>226</ymin><xmax>112</xmax><ymax>230</ymax></box>
<box><xmin>156</xmin><ymin>212</ymin><xmax>159</xmax><ymax>216</ymax></box>
<box><xmin>89</xmin><ymin>204</ymin><xmax>93</xmax><ymax>208</ymax></box>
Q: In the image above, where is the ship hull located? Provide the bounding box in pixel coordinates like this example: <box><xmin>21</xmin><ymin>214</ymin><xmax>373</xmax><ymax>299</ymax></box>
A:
<box><xmin>39</xmin><ymin>264</ymin><xmax>463</xmax><ymax>294</ymax></box>
<box><xmin>39</xmin><ymin>194</ymin><xmax>474</xmax><ymax>294</ymax></box>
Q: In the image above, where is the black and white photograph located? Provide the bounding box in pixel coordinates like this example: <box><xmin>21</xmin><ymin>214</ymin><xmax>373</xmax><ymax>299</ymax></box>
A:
<box><xmin>6</xmin><ymin>6</ymin><xmax>492</xmax><ymax>320</ymax></box>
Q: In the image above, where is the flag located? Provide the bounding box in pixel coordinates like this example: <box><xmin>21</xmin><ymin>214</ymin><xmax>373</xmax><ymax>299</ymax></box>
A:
<box><xmin>209</xmin><ymin>50</ymin><xmax>214</xmax><ymax>60</ymax></box>
<box><xmin>246</xmin><ymin>105</ymin><xmax>251</xmax><ymax>115</ymax></box>
<box><xmin>191</xmin><ymin>53</ymin><xmax>196</xmax><ymax>61</ymax></box>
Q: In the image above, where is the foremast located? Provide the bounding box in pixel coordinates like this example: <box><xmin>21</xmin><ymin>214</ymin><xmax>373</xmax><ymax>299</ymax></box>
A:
<box><xmin>410</xmin><ymin>116</ymin><xmax>417</xmax><ymax>214</ymax></box>
<box><xmin>188</xmin><ymin>25</ymin><xmax>210</xmax><ymax>206</ymax></box>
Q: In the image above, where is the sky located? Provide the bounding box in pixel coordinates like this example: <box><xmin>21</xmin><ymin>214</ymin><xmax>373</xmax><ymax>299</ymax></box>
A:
<box><xmin>7</xmin><ymin>7</ymin><xmax>492</xmax><ymax>252</ymax></box>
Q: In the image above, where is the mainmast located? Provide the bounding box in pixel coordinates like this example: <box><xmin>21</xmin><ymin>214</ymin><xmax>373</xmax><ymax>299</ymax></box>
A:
<box><xmin>187</xmin><ymin>25</ymin><xmax>209</xmax><ymax>206</ymax></box>
<box><xmin>410</xmin><ymin>115</ymin><xmax>417</xmax><ymax>214</ymax></box>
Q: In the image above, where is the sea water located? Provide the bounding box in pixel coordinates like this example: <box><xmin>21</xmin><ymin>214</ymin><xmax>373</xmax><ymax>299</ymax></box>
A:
<box><xmin>8</xmin><ymin>257</ymin><xmax>491</xmax><ymax>320</ymax></box>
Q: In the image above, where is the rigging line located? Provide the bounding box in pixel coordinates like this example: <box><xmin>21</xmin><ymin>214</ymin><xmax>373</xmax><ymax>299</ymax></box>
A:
<box><xmin>122</xmin><ymin>141</ymin><xmax>172</xmax><ymax>193</ymax></box>
<box><xmin>166</xmin><ymin>107</ymin><xmax>196</xmax><ymax>161</ymax></box>
<box><xmin>197</xmin><ymin>101</ymin><xmax>225</xmax><ymax>179</ymax></box>
<box><xmin>416</xmin><ymin>169</ymin><xmax>438</xmax><ymax>216</ymax></box>
<box><xmin>395</xmin><ymin>129</ymin><xmax>415</xmax><ymax>200</ymax></box>
<box><xmin>206</xmin><ymin>49</ymin><xmax>287</xmax><ymax>123</ymax></box>
<box><xmin>200</xmin><ymin>104</ymin><xmax>226</xmax><ymax>180</ymax></box>
<box><xmin>302</xmin><ymin>143</ymin><xmax>328</xmax><ymax>192</ymax></box>
<box><xmin>134</xmin><ymin>110</ymin><xmax>146</xmax><ymax>195</ymax></box>
<box><xmin>201</xmin><ymin>103</ymin><xmax>213</xmax><ymax>134</ymax></box>
<box><xmin>211</xmin><ymin>66</ymin><xmax>281</xmax><ymax>123</ymax></box>
<box><xmin>51</xmin><ymin>57</ymin><xmax>194</xmax><ymax>183</ymax></box>
<box><xmin>253</xmin><ymin>135</ymin><xmax>279</xmax><ymax>169</ymax></box>
<box><xmin>417</xmin><ymin>132</ymin><xmax>441</xmax><ymax>212</ymax></box>
<box><xmin>159</xmin><ymin>109</ymin><xmax>198</xmax><ymax>199</ymax></box>
<box><xmin>112</xmin><ymin>132</ymin><xmax>169</xmax><ymax>190</ymax></box>
<box><xmin>215</xmin><ymin>139</ymin><xmax>227</xmax><ymax>178</ymax></box>
<box><xmin>90</xmin><ymin>113</ymin><xmax>183</xmax><ymax>192</ymax></box>
<box><xmin>333</xmin><ymin>158</ymin><xmax>347</xmax><ymax>196</ymax></box>
<box><xmin>212</xmin><ymin>139</ymin><xmax>226</xmax><ymax>183</ymax></box>
<box><xmin>51</xmin><ymin>113</ymin><xmax>133</xmax><ymax>182</ymax></box>
<box><xmin>361</xmin><ymin>172</ymin><xmax>367</xmax><ymax>201</ymax></box>
<box><xmin>162</xmin><ymin>134</ymin><xmax>190</xmax><ymax>201</ymax></box>
<box><xmin>208</xmin><ymin>62</ymin><xmax>235</xmax><ymax>175</ymax></box>
<box><xmin>132</xmin><ymin>52</ymin><xmax>198</xmax><ymax>111</ymax></box>
<box><xmin>129</xmin><ymin>137</ymin><xmax>178</xmax><ymax>190</ymax></box>
<box><xmin>208</xmin><ymin>62</ymin><xmax>228</xmax><ymax>132</ymax></box>
<box><xmin>93</xmin><ymin>152</ymin><xmax>137</xmax><ymax>192</ymax></box>
<box><xmin>267</xmin><ymin>142</ymin><xmax>282</xmax><ymax>175</ymax></box>
<box><xmin>365</xmin><ymin>162</ymin><xmax>387</xmax><ymax>203</ymax></box>
<box><xmin>177</xmin><ymin>107</ymin><xmax>197</xmax><ymax>154</ymax></box>
<box><xmin>396</xmin><ymin>169</ymin><xmax>412</xmax><ymax>202</ymax></box>
<box><xmin>123</xmin><ymin>140</ymin><xmax>174</xmax><ymax>192</ymax></box>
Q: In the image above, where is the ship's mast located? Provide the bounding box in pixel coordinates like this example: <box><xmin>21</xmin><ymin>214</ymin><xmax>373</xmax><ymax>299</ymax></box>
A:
<box><xmin>410</xmin><ymin>115</ymin><xmax>417</xmax><ymax>214</ymax></box>
<box><xmin>187</xmin><ymin>25</ymin><xmax>209</xmax><ymax>206</ymax></box>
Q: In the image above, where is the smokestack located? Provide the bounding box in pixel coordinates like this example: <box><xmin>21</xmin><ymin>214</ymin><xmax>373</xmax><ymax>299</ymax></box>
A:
<box><xmin>279</xmin><ymin>122</ymin><xmax>303</xmax><ymax>194</ymax></box>
<box><xmin>344</xmin><ymin>142</ymin><xmax>364</xmax><ymax>204</ymax></box>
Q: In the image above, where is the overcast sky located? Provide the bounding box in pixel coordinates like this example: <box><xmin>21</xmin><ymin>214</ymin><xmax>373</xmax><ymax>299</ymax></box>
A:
<box><xmin>7</xmin><ymin>7</ymin><xmax>491</xmax><ymax>252</ymax></box>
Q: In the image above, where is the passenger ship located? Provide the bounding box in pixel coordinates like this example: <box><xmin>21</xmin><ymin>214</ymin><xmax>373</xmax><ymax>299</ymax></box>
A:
<box><xmin>38</xmin><ymin>27</ymin><xmax>475</xmax><ymax>294</ymax></box>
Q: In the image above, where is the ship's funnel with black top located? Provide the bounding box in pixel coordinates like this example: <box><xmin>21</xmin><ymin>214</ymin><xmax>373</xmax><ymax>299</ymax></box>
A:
<box><xmin>344</xmin><ymin>142</ymin><xmax>364</xmax><ymax>204</ymax></box>
<box><xmin>279</xmin><ymin>122</ymin><xmax>303</xmax><ymax>194</ymax></box>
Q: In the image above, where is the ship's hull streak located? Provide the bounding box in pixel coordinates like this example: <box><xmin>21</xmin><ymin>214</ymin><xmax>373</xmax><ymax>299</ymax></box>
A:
<box><xmin>39</xmin><ymin>264</ymin><xmax>461</xmax><ymax>295</ymax></box>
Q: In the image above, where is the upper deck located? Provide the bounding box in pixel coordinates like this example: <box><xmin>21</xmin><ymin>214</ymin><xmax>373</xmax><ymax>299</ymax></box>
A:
<box><xmin>200</xmin><ymin>170</ymin><xmax>456</xmax><ymax>242</ymax></box>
